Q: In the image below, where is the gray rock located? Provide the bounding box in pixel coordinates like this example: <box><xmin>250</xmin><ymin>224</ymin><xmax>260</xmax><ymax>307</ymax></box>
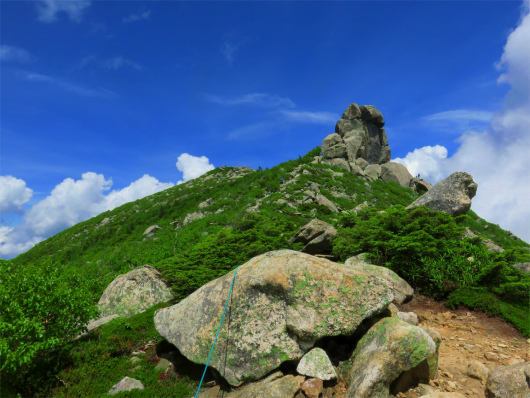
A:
<box><xmin>420</xmin><ymin>393</ymin><xmax>466</xmax><ymax>398</ymax></box>
<box><xmin>378</xmin><ymin>146</ymin><xmax>392</xmax><ymax>164</ymax></box>
<box><xmin>343</xmin><ymin>261</ymin><xmax>414</xmax><ymax>305</ymax></box>
<box><xmin>329</xmin><ymin>158</ymin><xmax>351</xmax><ymax>171</ymax></box>
<box><xmin>86</xmin><ymin>314</ymin><xmax>120</xmax><ymax>332</ymax></box>
<box><xmin>182</xmin><ymin>211</ymin><xmax>205</xmax><ymax>226</ymax></box>
<box><xmin>364</xmin><ymin>164</ymin><xmax>382</xmax><ymax>180</ymax></box>
<box><xmin>198</xmin><ymin>198</ymin><xmax>213</xmax><ymax>209</ymax></box>
<box><xmin>322</xmin><ymin>133</ymin><xmax>345</xmax><ymax>159</ymax></box>
<box><xmin>309</xmin><ymin>182</ymin><xmax>320</xmax><ymax>193</ymax></box>
<box><xmin>346</xmin><ymin>317</ymin><xmax>436</xmax><ymax>398</ymax></box>
<box><xmin>483</xmin><ymin>238</ymin><xmax>505</xmax><ymax>252</ymax></box>
<box><xmin>155</xmin><ymin>358</ymin><xmax>171</xmax><ymax>370</ymax></box>
<box><xmin>349</xmin><ymin>162</ymin><xmax>366</xmax><ymax>177</ymax></box>
<box><xmin>406</xmin><ymin>172</ymin><xmax>478</xmax><ymax>216</ymax></box>
<box><xmin>336</xmin><ymin>118</ymin><xmax>364</xmax><ymax>138</ymax></box>
<box><xmin>398</xmin><ymin>311</ymin><xmax>419</xmax><ymax>326</ymax></box>
<box><xmin>143</xmin><ymin>224</ymin><xmax>161</xmax><ymax>238</ymax></box>
<box><xmin>296</xmin><ymin>347</ymin><xmax>337</xmax><ymax>381</ymax></box>
<box><xmin>485</xmin><ymin>361</ymin><xmax>530</xmax><ymax>398</ymax></box>
<box><xmin>355</xmin><ymin>158</ymin><xmax>369</xmax><ymax>170</ymax></box>
<box><xmin>512</xmin><ymin>262</ymin><xmax>530</xmax><ymax>273</ymax></box>
<box><xmin>463</xmin><ymin>227</ymin><xmax>478</xmax><ymax>239</ymax></box>
<box><xmin>108</xmin><ymin>377</ymin><xmax>144</xmax><ymax>395</ymax></box>
<box><xmin>224</xmin><ymin>373</ymin><xmax>304</xmax><ymax>398</ymax></box>
<box><xmin>289</xmin><ymin>219</ymin><xmax>332</xmax><ymax>245</ymax></box>
<box><xmin>341</xmin><ymin>103</ymin><xmax>363</xmax><ymax>120</ymax></box>
<box><xmin>420</xmin><ymin>326</ymin><xmax>441</xmax><ymax>380</ymax></box>
<box><xmin>154</xmin><ymin>250</ymin><xmax>395</xmax><ymax>386</ymax></box>
<box><xmin>380</xmin><ymin>162</ymin><xmax>414</xmax><ymax>188</ymax></box>
<box><xmin>365</xmin><ymin>122</ymin><xmax>383</xmax><ymax>164</ymax></box>
<box><xmin>98</xmin><ymin>265</ymin><xmax>172</xmax><ymax>318</ymax></box>
<box><xmin>410</xmin><ymin>178</ymin><xmax>433</xmax><ymax>193</ymax></box>
<box><xmin>359</xmin><ymin>105</ymin><xmax>385</xmax><ymax>128</ymax></box>
<box><xmin>315</xmin><ymin>194</ymin><xmax>339</xmax><ymax>213</ymax></box>
<box><xmin>466</xmin><ymin>360</ymin><xmax>489</xmax><ymax>382</ymax></box>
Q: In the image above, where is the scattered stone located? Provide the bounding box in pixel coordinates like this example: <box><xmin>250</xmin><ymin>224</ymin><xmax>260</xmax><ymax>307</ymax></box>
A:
<box><xmin>485</xmin><ymin>361</ymin><xmax>530</xmax><ymax>398</ymax></box>
<box><xmin>289</xmin><ymin>219</ymin><xmax>338</xmax><ymax>256</ymax></box>
<box><xmin>420</xmin><ymin>393</ymin><xmax>466</xmax><ymax>398</ymax></box>
<box><xmin>406</xmin><ymin>172</ymin><xmax>478</xmax><ymax>216</ymax></box>
<box><xmin>86</xmin><ymin>314</ymin><xmax>120</xmax><ymax>333</ymax></box>
<box><xmin>198</xmin><ymin>198</ymin><xmax>213</xmax><ymax>209</ymax></box>
<box><xmin>154</xmin><ymin>250</ymin><xmax>395</xmax><ymax>386</ymax></box>
<box><xmin>143</xmin><ymin>224</ymin><xmax>161</xmax><ymax>238</ymax></box>
<box><xmin>398</xmin><ymin>311</ymin><xmax>419</xmax><ymax>326</ymax></box>
<box><xmin>466</xmin><ymin>360</ymin><xmax>489</xmax><ymax>382</ymax></box>
<box><xmin>182</xmin><ymin>211</ymin><xmax>205</xmax><ymax>226</ymax></box>
<box><xmin>296</xmin><ymin>348</ymin><xmax>337</xmax><ymax>381</ymax></box>
<box><xmin>301</xmin><ymin>378</ymin><xmax>324</xmax><ymax>398</ymax></box>
<box><xmin>155</xmin><ymin>358</ymin><xmax>171</xmax><ymax>370</ymax></box>
<box><xmin>418</xmin><ymin>383</ymin><xmax>437</xmax><ymax>395</ymax></box>
<box><xmin>98</xmin><ymin>265</ymin><xmax>172</xmax><ymax>318</ymax></box>
<box><xmin>315</xmin><ymin>194</ymin><xmax>339</xmax><ymax>213</ymax></box>
<box><xmin>224</xmin><ymin>373</ymin><xmax>304</xmax><ymax>398</ymax></box>
<box><xmin>485</xmin><ymin>352</ymin><xmax>499</xmax><ymax>361</ymax></box>
<box><xmin>108</xmin><ymin>377</ymin><xmax>144</xmax><ymax>395</ymax></box>
<box><xmin>483</xmin><ymin>239</ymin><xmax>505</xmax><ymax>252</ymax></box>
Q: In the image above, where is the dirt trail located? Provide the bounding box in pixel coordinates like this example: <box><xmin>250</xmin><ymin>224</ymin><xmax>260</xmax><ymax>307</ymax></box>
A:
<box><xmin>392</xmin><ymin>294</ymin><xmax>529</xmax><ymax>397</ymax></box>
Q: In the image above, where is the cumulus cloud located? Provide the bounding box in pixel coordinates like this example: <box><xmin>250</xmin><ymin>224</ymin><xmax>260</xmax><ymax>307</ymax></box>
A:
<box><xmin>395</xmin><ymin>1</ymin><xmax>530</xmax><ymax>241</ymax></box>
<box><xmin>36</xmin><ymin>0</ymin><xmax>91</xmax><ymax>23</ymax></box>
<box><xmin>0</xmin><ymin>176</ymin><xmax>33</xmax><ymax>214</ymax></box>
<box><xmin>0</xmin><ymin>173</ymin><xmax>174</xmax><ymax>259</ymax></box>
<box><xmin>0</xmin><ymin>45</ymin><xmax>32</xmax><ymax>63</ymax></box>
<box><xmin>176</xmin><ymin>154</ymin><xmax>215</xmax><ymax>184</ymax></box>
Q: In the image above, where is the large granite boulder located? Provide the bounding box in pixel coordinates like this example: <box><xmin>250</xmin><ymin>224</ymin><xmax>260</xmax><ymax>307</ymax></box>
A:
<box><xmin>406</xmin><ymin>172</ymin><xmax>478</xmax><ymax>216</ymax></box>
<box><xmin>345</xmin><ymin>317</ymin><xmax>436</xmax><ymax>398</ymax></box>
<box><xmin>485</xmin><ymin>361</ymin><xmax>530</xmax><ymax>398</ymax></box>
<box><xmin>322</xmin><ymin>103</ymin><xmax>391</xmax><ymax>168</ymax></box>
<box><xmin>289</xmin><ymin>219</ymin><xmax>337</xmax><ymax>255</ymax></box>
<box><xmin>344</xmin><ymin>258</ymin><xmax>414</xmax><ymax>305</ymax></box>
<box><xmin>154</xmin><ymin>250</ymin><xmax>395</xmax><ymax>386</ymax></box>
<box><xmin>98</xmin><ymin>265</ymin><xmax>172</xmax><ymax>318</ymax></box>
<box><xmin>380</xmin><ymin>162</ymin><xmax>414</xmax><ymax>188</ymax></box>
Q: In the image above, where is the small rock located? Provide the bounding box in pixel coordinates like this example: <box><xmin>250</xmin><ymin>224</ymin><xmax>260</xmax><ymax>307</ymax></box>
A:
<box><xmin>296</xmin><ymin>348</ymin><xmax>337</xmax><ymax>381</ymax></box>
<box><xmin>108</xmin><ymin>377</ymin><xmax>144</xmax><ymax>395</ymax></box>
<box><xmin>155</xmin><ymin>358</ymin><xmax>170</xmax><ymax>370</ymax></box>
<box><xmin>301</xmin><ymin>378</ymin><xmax>323</xmax><ymax>398</ymax></box>
<box><xmin>466</xmin><ymin>360</ymin><xmax>489</xmax><ymax>381</ymax></box>
<box><xmin>485</xmin><ymin>352</ymin><xmax>499</xmax><ymax>361</ymax></box>
<box><xmin>397</xmin><ymin>311</ymin><xmax>419</xmax><ymax>326</ymax></box>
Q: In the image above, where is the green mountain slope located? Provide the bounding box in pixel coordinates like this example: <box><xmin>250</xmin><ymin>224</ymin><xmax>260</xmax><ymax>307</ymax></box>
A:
<box><xmin>3</xmin><ymin>147</ymin><xmax>529</xmax><ymax>397</ymax></box>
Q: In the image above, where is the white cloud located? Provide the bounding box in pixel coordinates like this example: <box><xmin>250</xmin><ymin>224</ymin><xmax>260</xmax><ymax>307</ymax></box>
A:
<box><xmin>205</xmin><ymin>93</ymin><xmax>296</xmax><ymax>109</ymax></box>
<box><xmin>0</xmin><ymin>45</ymin><xmax>32</xmax><ymax>63</ymax></box>
<box><xmin>393</xmin><ymin>145</ymin><xmax>448</xmax><ymax>182</ymax></box>
<box><xmin>0</xmin><ymin>172</ymin><xmax>175</xmax><ymax>259</ymax></box>
<box><xmin>421</xmin><ymin>109</ymin><xmax>494</xmax><ymax>134</ymax></box>
<box><xmin>24</xmin><ymin>72</ymin><xmax>116</xmax><ymax>97</ymax></box>
<box><xmin>102</xmin><ymin>56</ymin><xmax>142</xmax><ymax>71</ymax></box>
<box><xmin>280</xmin><ymin>110</ymin><xmax>340</xmax><ymax>125</ymax></box>
<box><xmin>395</xmin><ymin>1</ymin><xmax>530</xmax><ymax>242</ymax></box>
<box><xmin>0</xmin><ymin>176</ymin><xmax>33</xmax><ymax>214</ymax></box>
<box><xmin>221</xmin><ymin>41</ymin><xmax>239</xmax><ymax>66</ymax></box>
<box><xmin>123</xmin><ymin>10</ymin><xmax>151</xmax><ymax>23</ymax></box>
<box><xmin>227</xmin><ymin>122</ymin><xmax>276</xmax><ymax>141</ymax></box>
<box><xmin>422</xmin><ymin>110</ymin><xmax>494</xmax><ymax>123</ymax></box>
<box><xmin>36</xmin><ymin>0</ymin><xmax>91</xmax><ymax>23</ymax></box>
<box><xmin>176</xmin><ymin>154</ymin><xmax>215</xmax><ymax>184</ymax></box>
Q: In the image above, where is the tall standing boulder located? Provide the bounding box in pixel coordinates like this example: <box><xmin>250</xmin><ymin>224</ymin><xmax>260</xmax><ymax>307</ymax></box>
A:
<box><xmin>406</xmin><ymin>172</ymin><xmax>478</xmax><ymax>216</ymax></box>
<box><xmin>98</xmin><ymin>265</ymin><xmax>173</xmax><ymax>318</ymax></box>
<box><xmin>322</xmin><ymin>103</ymin><xmax>391</xmax><ymax>168</ymax></box>
<box><xmin>380</xmin><ymin>162</ymin><xmax>414</xmax><ymax>188</ymax></box>
<box><xmin>154</xmin><ymin>250</ymin><xmax>395</xmax><ymax>386</ymax></box>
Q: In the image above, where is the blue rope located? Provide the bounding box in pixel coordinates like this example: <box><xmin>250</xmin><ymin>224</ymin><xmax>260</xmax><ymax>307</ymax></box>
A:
<box><xmin>194</xmin><ymin>265</ymin><xmax>240</xmax><ymax>398</ymax></box>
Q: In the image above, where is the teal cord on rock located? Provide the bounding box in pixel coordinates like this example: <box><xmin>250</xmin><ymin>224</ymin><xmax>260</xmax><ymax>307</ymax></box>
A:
<box><xmin>194</xmin><ymin>265</ymin><xmax>240</xmax><ymax>398</ymax></box>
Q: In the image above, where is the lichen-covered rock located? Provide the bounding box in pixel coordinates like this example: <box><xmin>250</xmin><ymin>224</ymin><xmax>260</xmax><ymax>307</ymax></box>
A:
<box><xmin>224</xmin><ymin>373</ymin><xmax>304</xmax><ymax>398</ymax></box>
<box><xmin>512</xmin><ymin>262</ymin><xmax>530</xmax><ymax>273</ymax></box>
<box><xmin>420</xmin><ymin>326</ymin><xmax>441</xmax><ymax>380</ymax></box>
<box><xmin>406</xmin><ymin>172</ymin><xmax>478</xmax><ymax>216</ymax></box>
<box><xmin>108</xmin><ymin>377</ymin><xmax>144</xmax><ymax>395</ymax></box>
<box><xmin>154</xmin><ymin>250</ymin><xmax>395</xmax><ymax>386</ymax></box>
<box><xmin>289</xmin><ymin>219</ymin><xmax>337</xmax><ymax>255</ymax></box>
<box><xmin>345</xmin><ymin>317</ymin><xmax>436</xmax><ymax>398</ymax></box>
<box><xmin>198</xmin><ymin>198</ymin><xmax>213</xmax><ymax>209</ymax></box>
<box><xmin>343</xmin><ymin>260</ymin><xmax>413</xmax><ymax>305</ymax></box>
<box><xmin>296</xmin><ymin>348</ymin><xmax>337</xmax><ymax>381</ymax></box>
<box><xmin>485</xmin><ymin>361</ymin><xmax>530</xmax><ymax>398</ymax></box>
<box><xmin>397</xmin><ymin>311</ymin><xmax>419</xmax><ymax>326</ymax></box>
<box><xmin>380</xmin><ymin>162</ymin><xmax>414</xmax><ymax>188</ymax></box>
<box><xmin>182</xmin><ymin>211</ymin><xmax>205</xmax><ymax>226</ymax></box>
<box><xmin>98</xmin><ymin>265</ymin><xmax>172</xmax><ymax>318</ymax></box>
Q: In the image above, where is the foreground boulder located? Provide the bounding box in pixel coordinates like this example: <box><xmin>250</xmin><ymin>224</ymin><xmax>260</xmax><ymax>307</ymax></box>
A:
<box><xmin>98</xmin><ymin>265</ymin><xmax>172</xmax><ymax>317</ymax></box>
<box><xmin>485</xmin><ymin>361</ymin><xmax>530</xmax><ymax>398</ymax></box>
<box><xmin>289</xmin><ymin>219</ymin><xmax>337</xmax><ymax>255</ymax></box>
<box><xmin>346</xmin><ymin>317</ymin><xmax>436</xmax><ymax>398</ymax></box>
<box><xmin>154</xmin><ymin>250</ymin><xmax>395</xmax><ymax>386</ymax></box>
<box><xmin>344</xmin><ymin>258</ymin><xmax>414</xmax><ymax>305</ymax></box>
<box><xmin>406</xmin><ymin>172</ymin><xmax>478</xmax><ymax>216</ymax></box>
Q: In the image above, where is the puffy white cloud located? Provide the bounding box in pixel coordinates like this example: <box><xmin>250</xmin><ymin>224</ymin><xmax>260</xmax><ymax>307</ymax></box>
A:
<box><xmin>393</xmin><ymin>145</ymin><xmax>448</xmax><ymax>182</ymax></box>
<box><xmin>105</xmin><ymin>175</ymin><xmax>174</xmax><ymax>210</ymax></box>
<box><xmin>0</xmin><ymin>45</ymin><xmax>32</xmax><ymax>63</ymax></box>
<box><xmin>176</xmin><ymin>154</ymin><xmax>215</xmax><ymax>184</ymax></box>
<box><xmin>0</xmin><ymin>172</ymin><xmax>175</xmax><ymax>259</ymax></box>
<box><xmin>0</xmin><ymin>176</ymin><xmax>33</xmax><ymax>214</ymax></box>
<box><xmin>395</xmin><ymin>1</ymin><xmax>530</xmax><ymax>242</ymax></box>
<box><xmin>35</xmin><ymin>0</ymin><xmax>91</xmax><ymax>23</ymax></box>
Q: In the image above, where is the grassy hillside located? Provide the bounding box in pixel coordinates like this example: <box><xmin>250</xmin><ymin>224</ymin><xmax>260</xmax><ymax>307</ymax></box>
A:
<box><xmin>2</xmin><ymin>146</ymin><xmax>529</xmax><ymax>397</ymax></box>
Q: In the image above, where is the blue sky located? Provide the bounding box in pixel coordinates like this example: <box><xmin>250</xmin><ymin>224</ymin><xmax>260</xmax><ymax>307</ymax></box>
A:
<box><xmin>1</xmin><ymin>0</ymin><xmax>529</xmax><ymax>258</ymax></box>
